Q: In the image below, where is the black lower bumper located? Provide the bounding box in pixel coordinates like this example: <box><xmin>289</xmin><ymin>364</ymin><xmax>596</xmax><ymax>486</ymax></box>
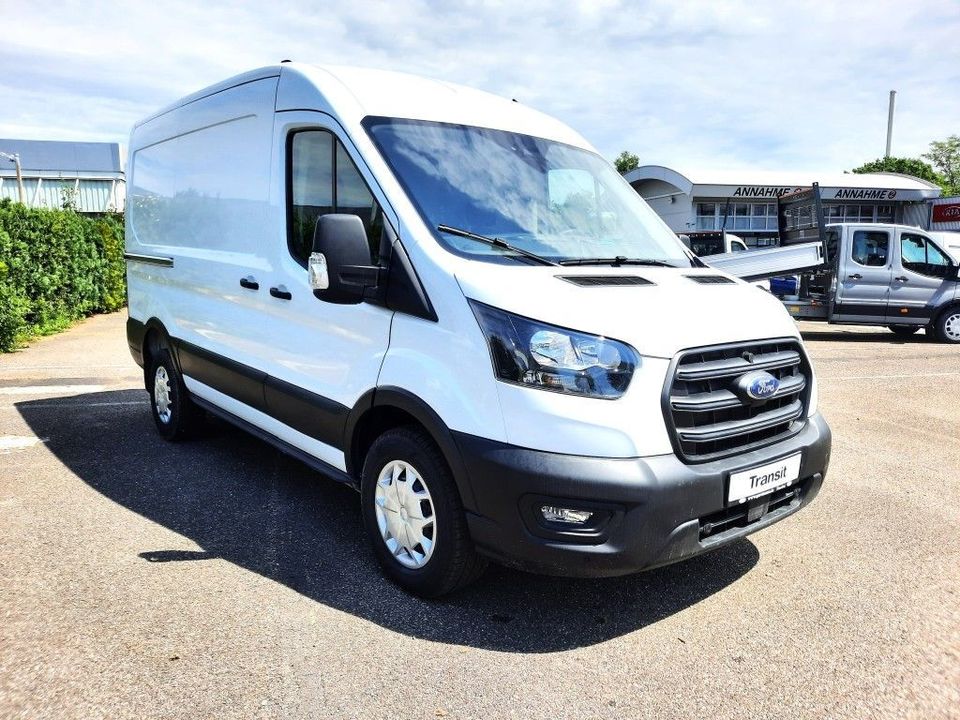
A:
<box><xmin>454</xmin><ymin>413</ymin><xmax>831</xmax><ymax>578</ymax></box>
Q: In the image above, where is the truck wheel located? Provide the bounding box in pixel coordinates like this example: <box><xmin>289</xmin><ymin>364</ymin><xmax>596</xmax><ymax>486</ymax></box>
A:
<box><xmin>148</xmin><ymin>349</ymin><xmax>205</xmax><ymax>440</ymax></box>
<box><xmin>887</xmin><ymin>324</ymin><xmax>920</xmax><ymax>337</ymax></box>
<box><xmin>360</xmin><ymin>427</ymin><xmax>486</xmax><ymax>597</ymax></box>
<box><xmin>934</xmin><ymin>307</ymin><xmax>960</xmax><ymax>344</ymax></box>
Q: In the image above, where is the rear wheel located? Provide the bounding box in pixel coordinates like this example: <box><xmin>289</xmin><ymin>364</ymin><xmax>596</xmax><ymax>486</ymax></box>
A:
<box><xmin>148</xmin><ymin>349</ymin><xmax>205</xmax><ymax>440</ymax></box>
<box><xmin>934</xmin><ymin>307</ymin><xmax>960</xmax><ymax>344</ymax></box>
<box><xmin>360</xmin><ymin>427</ymin><xmax>486</xmax><ymax>597</ymax></box>
<box><xmin>887</xmin><ymin>324</ymin><xmax>920</xmax><ymax>337</ymax></box>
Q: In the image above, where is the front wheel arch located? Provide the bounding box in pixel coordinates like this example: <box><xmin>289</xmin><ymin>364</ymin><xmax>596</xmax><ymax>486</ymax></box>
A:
<box><xmin>933</xmin><ymin>303</ymin><xmax>960</xmax><ymax>344</ymax></box>
<box><xmin>345</xmin><ymin>387</ymin><xmax>478</xmax><ymax>512</ymax></box>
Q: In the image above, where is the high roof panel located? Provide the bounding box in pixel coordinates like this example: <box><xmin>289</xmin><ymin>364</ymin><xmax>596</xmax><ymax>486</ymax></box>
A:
<box><xmin>284</xmin><ymin>63</ymin><xmax>593</xmax><ymax>150</ymax></box>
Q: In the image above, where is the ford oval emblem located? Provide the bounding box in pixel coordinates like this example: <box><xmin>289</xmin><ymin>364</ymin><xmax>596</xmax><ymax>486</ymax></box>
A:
<box><xmin>740</xmin><ymin>370</ymin><xmax>780</xmax><ymax>401</ymax></box>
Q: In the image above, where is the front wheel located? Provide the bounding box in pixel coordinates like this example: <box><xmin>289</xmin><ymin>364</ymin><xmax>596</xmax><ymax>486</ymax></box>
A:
<box><xmin>360</xmin><ymin>427</ymin><xmax>486</xmax><ymax>597</ymax></box>
<box><xmin>887</xmin><ymin>324</ymin><xmax>920</xmax><ymax>337</ymax></box>
<box><xmin>934</xmin><ymin>307</ymin><xmax>960</xmax><ymax>344</ymax></box>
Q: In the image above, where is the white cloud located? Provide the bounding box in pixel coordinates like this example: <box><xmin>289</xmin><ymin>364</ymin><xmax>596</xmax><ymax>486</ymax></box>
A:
<box><xmin>1</xmin><ymin>0</ymin><xmax>958</xmax><ymax>173</ymax></box>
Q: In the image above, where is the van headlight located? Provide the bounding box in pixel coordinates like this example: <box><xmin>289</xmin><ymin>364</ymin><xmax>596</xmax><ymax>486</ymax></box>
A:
<box><xmin>468</xmin><ymin>301</ymin><xmax>639</xmax><ymax>399</ymax></box>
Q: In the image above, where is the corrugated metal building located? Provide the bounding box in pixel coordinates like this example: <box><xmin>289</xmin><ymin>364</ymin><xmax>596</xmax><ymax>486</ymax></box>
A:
<box><xmin>0</xmin><ymin>139</ymin><xmax>125</xmax><ymax>213</ymax></box>
<box><xmin>929</xmin><ymin>195</ymin><xmax>960</xmax><ymax>231</ymax></box>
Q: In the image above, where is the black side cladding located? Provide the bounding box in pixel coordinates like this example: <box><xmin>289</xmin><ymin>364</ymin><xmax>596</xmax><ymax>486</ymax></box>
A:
<box><xmin>174</xmin><ymin>340</ymin><xmax>268</xmax><ymax>414</ymax></box>
<box><xmin>171</xmin><ymin>339</ymin><xmax>350</xmax><ymax>450</ymax></box>
<box><xmin>263</xmin><ymin>375</ymin><xmax>349</xmax><ymax>449</ymax></box>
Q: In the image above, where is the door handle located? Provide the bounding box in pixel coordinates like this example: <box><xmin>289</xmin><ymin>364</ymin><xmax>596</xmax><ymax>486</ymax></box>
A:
<box><xmin>269</xmin><ymin>285</ymin><xmax>292</xmax><ymax>300</ymax></box>
<box><xmin>239</xmin><ymin>276</ymin><xmax>259</xmax><ymax>290</ymax></box>
<box><xmin>894</xmin><ymin>276</ymin><xmax>908</xmax><ymax>282</ymax></box>
<box><xmin>847</xmin><ymin>273</ymin><xmax>862</xmax><ymax>280</ymax></box>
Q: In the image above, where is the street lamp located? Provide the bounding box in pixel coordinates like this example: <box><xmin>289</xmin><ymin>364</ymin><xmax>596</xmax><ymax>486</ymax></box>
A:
<box><xmin>0</xmin><ymin>151</ymin><xmax>26</xmax><ymax>205</ymax></box>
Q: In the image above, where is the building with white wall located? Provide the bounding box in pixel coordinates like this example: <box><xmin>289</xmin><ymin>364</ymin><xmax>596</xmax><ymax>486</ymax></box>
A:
<box><xmin>625</xmin><ymin>166</ymin><xmax>941</xmax><ymax>247</ymax></box>
<box><xmin>0</xmin><ymin>139</ymin><xmax>125</xmax><ymax>213</ymax></box>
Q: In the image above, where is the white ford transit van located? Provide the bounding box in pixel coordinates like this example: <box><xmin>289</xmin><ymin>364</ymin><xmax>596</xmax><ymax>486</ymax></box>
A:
<box><xmin>125</xmin><ymin>63</ymin><xmax>831</xmax><ymax>596</ymax></box>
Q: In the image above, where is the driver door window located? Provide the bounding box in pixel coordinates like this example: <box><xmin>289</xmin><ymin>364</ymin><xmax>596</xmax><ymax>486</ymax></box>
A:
<box><xmin>288</xmin><ymin>130</ymin><xmax>384</xmax><ymax>265</ymax></box>
<box><xmin>901</xmin><ymin>233</ymin><xmax>952</xmax><ymax>278</ymax></box>
<box><xmin>851</xmin><ymin>230</ymin><xmax>889</xmax><ymax>267</ymax></box>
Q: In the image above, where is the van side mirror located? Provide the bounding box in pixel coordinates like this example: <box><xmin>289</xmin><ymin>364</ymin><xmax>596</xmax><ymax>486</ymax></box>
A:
<box><xmin>310</xmin><ymin>214</ymin><xmax>380</xmax><ymax>304</ymax></box>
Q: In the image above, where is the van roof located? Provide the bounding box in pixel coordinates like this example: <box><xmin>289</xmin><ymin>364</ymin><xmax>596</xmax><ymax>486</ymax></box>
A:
<box><xmin>136</xmin><ymin>63</ymin><xmax>595</xmax><ymax>151</ymax></box>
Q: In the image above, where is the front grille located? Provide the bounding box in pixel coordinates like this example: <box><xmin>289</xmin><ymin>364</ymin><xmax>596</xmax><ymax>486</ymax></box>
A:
<box><xmin>685</xmin><ymin>275</ymin><xmax>735</xmax><ymax>285</ymax></box>
<box><xmin>664</xmin><ymin>339</ymin><xmax>811</xmax><ymax>462</ymax></box>
<box><xmin>557</xmin><ymin>275</ymin><xmax>653</xmax><ymax>287</ymax></box>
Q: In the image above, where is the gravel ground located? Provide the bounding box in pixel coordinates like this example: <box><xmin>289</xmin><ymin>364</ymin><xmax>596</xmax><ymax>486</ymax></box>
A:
<box><xmin>1</xmin><ymin>313</ymin><xmax>958</xmax><ymax>719</ymax></box>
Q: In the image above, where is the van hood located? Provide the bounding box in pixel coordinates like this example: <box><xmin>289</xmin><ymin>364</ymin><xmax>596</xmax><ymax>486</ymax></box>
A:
<box><xmin>455</xmin><ymin>264</ymin><xmax>800</xmax><ymax>359</ymax></box>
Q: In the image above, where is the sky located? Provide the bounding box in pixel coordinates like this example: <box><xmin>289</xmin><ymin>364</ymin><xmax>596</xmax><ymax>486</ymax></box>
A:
<box><xmin>2</xmin><ymin>0</ymin><xmax>959</xmax><ymax>174</ymax></box>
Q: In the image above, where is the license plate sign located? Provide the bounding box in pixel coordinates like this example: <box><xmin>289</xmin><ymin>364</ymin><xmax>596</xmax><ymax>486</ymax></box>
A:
<box><xmin>728</xmin><ymin>453</ymin><xmax>802</xmax><ymax>504</ymax></box>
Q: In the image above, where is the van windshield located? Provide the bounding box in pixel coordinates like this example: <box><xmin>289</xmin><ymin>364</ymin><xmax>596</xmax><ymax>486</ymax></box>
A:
<box><xmin>364</xmin><ymin>117</ymin><xmax>692</xmax><ymax>266</ymax></box>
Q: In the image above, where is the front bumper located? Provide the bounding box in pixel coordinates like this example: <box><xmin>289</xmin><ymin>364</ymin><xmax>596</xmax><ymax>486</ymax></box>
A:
<box><xmin>454</xmin><ymin>412</ymin><xmax>831</xmax><ymax>577</ymax></box>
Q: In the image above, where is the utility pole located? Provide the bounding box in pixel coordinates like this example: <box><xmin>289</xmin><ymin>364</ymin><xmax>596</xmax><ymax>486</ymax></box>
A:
<box><xmin>0</xmin><ymin>151</ymin><xmax>26</xmax><ymax>205</ymax></box>
<box><xmin>885</xmin><ymin>90</ymin><xmax>896</xmax><ymax>158</ymax></box>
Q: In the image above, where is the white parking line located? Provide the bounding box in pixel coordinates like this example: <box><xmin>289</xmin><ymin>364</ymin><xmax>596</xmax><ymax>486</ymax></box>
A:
<box><xmin>819</xmin><ymin>372</ymin><xmax>960</xmax><ymax>380</ymax></box>
<box><xmin>0</xmin><ymin>385</ymin><xmax>106</xmax><ymax>395</ymax></box>
<box><xmin>0</xmin><ymin>435</ymin><xmax>49</xmax><ymax>453</ymax></box>
<box><xmin>0</xmin><ymin>365</ymin><xmax>133</xmax><ymax>372</ymax></box>
<box><xmin>0</xmin><ymin>400</ymin><xmax>147</xmax><ymax>410</ymax></box>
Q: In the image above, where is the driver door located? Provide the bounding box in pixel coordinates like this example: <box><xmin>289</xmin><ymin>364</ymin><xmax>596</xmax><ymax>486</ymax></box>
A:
<box><xmin>888</xmin><ymin>230</ymin><xmax>956</xmax><ymax>325</ymax></box>
<box><xmin>252</xmin><ymin>111</ymin><xmax>395</xmax><ymax>470</ymax></box>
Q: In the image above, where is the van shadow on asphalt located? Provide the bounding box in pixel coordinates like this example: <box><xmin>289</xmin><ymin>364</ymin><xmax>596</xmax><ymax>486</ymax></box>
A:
<box><xmin>17</xmin><ymin>389</ymin><xmax>759</xmax><ymax>653</ymax></box>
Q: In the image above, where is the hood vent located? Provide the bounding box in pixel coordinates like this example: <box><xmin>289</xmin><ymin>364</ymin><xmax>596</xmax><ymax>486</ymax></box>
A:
<box><xmin>685</xmin><ymin>275</ymin><xmax>735</xmax><ymax>285</ymax></box>
<box><xmin>558</xmin><ymin>275</ymin><xmax>653</xmax><ymax>287</ymax></box>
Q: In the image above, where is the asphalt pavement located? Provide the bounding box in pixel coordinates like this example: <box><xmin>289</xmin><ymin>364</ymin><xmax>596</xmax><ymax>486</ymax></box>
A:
<box><xmin>1</xmin><ymin>313</ymin><xmax>958</xmax><ymax>719</ymax></box>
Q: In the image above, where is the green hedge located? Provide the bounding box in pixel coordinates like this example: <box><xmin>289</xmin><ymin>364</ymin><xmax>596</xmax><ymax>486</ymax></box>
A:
<box><xmin>0</xmin><ymin>199</ymin><xmax>125</xmax><ymax>352</ymax></box>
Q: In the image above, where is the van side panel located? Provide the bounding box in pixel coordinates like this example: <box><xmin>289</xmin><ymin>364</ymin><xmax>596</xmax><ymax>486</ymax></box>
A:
<box><xmin>126</xmin><ymin>77</ymin><xmax>280</xmax><ymax>370</ymax></box>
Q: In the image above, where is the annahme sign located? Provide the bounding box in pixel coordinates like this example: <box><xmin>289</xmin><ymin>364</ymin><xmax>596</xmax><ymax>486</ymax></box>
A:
<box><xmin>701</xmin><ymin>184</ymin><xmax>936</xmax><ymax>202</ymax></box>
<box><xmin>731</xmin><ymin>186</ymin><xmax>804</xmax><ymax>198</ymax></box>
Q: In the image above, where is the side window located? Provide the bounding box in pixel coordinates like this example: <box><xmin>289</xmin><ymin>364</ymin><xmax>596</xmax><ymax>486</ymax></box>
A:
<box><xmin>288</xmin><ymin>130</ymin><xmax>384</xmax><ymax>264</ymax></box>
<box><xmin>290</xmin><ymin>131</ymin><xmax>334</xmax><ymax>263</ymax></box>
<box><xmin>901</xmin><ymin>233</ymin><xmax>952</xmax><ymax>278</ymax></box>
<box><xmin>851</xmin><ymin>230</ymin><xmax>889</xmax><ymax>267</ymax></box>
<box><xmin>335</xmin><ymin>143</ymin><xmax>384</xmax><ymax>261</ymax></box>
<box><xmin>693</xmin><ymin>237</ymin><xmax>723</xmax><ymax>256</ymax></box>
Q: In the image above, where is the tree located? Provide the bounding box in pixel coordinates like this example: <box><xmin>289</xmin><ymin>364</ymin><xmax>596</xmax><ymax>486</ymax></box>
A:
<box><xmin>614</xmin><ymin>150</ymin><xmax>639</xmax><ymax>174</ymax></box>
<box><xmin>852</xmin><ymin>156</ymin><xmax>943</xmax><ymax>186</ymax></box>
<box><xmin>923</xmin><ymin>135</ymin><xmax>960</xmax><ymax>197</ymax></box>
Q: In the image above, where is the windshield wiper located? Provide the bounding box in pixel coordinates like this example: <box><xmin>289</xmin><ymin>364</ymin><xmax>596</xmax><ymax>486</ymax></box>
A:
<box><xmin>558</xmin><ymin>256</ymin><xmax>678</xmax><ymax>267</ymax></box>
<box><xmin>437</xmin><ymin>224</ymin><xmax>558</xmax><ymax>266</ymax></box>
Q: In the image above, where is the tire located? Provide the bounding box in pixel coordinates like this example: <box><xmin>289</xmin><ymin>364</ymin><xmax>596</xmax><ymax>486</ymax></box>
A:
<box><xmin>934</xmin><ymin>306</ymin><xmax>960</xmax><ymax>344</ymax></box>
<box><xmin>147</xmin><ymin>348</ymin><xmax>205</xmax><ymax>440</ymax></box>
<box><xmin>887</xmin><ymin>324</ymin><xmax>920</xmax><ymax>337</ymax></box>
<box><xmin>360</xmin><ymin>427</ymin><xmax>486</xmax><ymax>597</ymax></box>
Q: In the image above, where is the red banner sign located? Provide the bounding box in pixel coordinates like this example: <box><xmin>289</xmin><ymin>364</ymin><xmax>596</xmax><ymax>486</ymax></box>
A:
<box><xmin>933</xmin><ymin>202</ymin><xmax>960</xmax><ymax>222</ymax></box>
